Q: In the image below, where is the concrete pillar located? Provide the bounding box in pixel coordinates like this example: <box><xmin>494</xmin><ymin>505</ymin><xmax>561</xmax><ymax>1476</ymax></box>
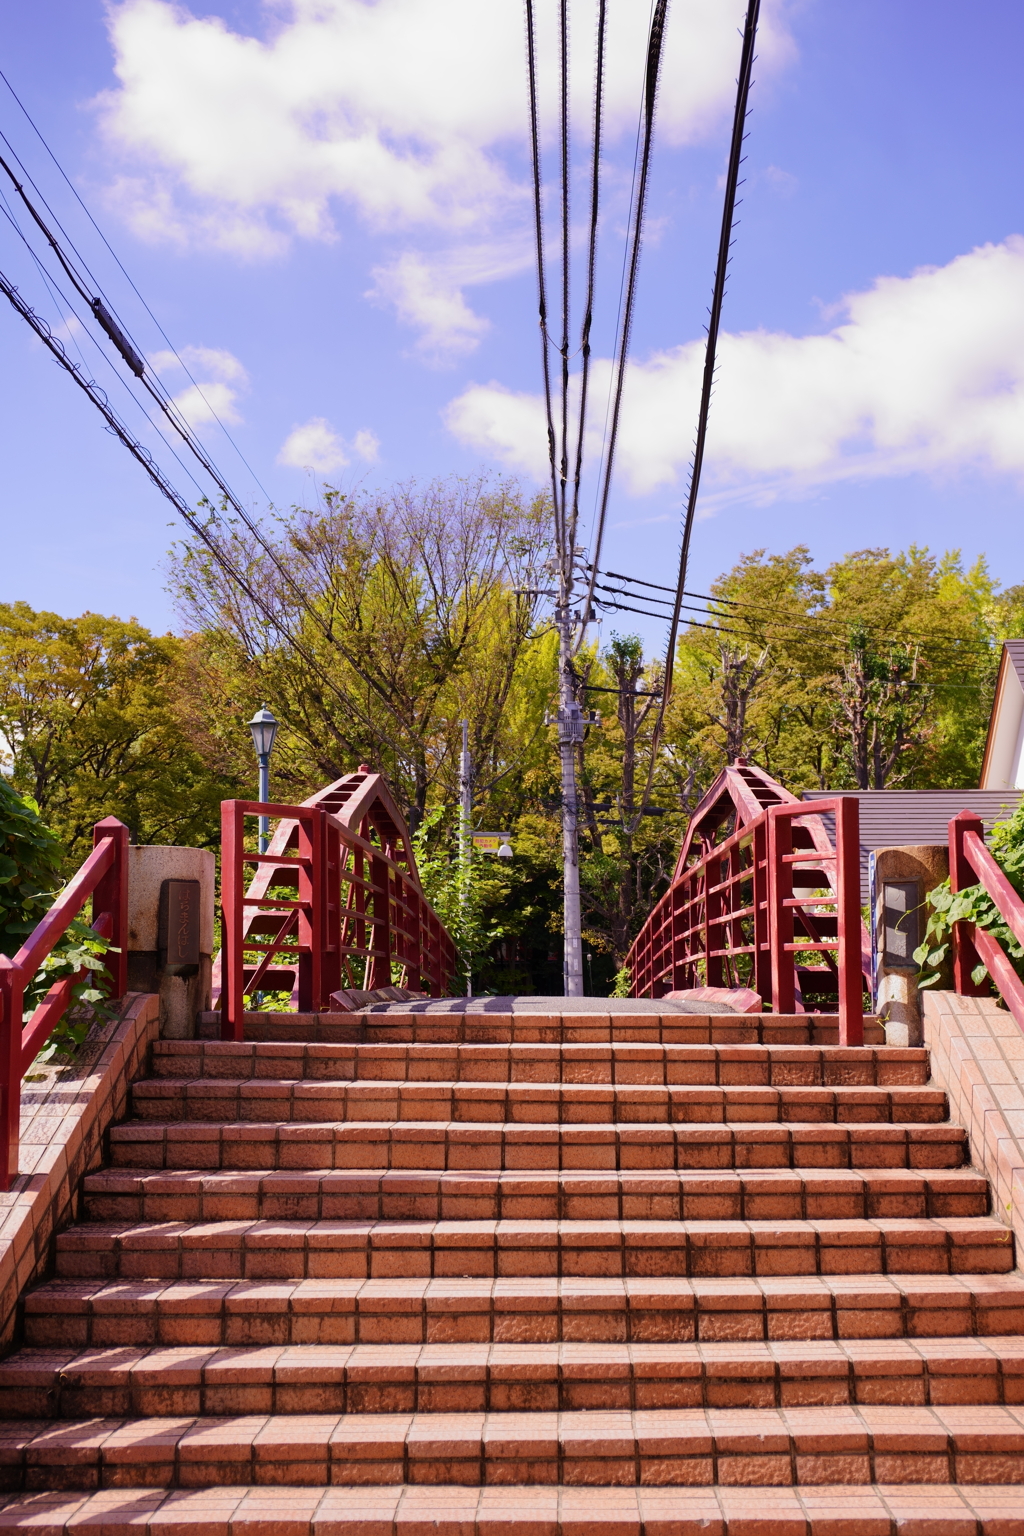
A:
<box><xmin>870</xmin><ymin>844</ymin><xmax>949</xmax><ymax>1047</ymax></box>
<box><xmin>127</xmin><ymin>846</ymin><xmax>216</xmax><ymax>1039</ymax></box>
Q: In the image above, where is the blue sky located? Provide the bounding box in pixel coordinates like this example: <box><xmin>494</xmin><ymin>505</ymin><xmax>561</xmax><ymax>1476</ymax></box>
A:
<box><xmin>3</xmin><ymin>1</ymin><xmax>1024</xmax><ymax>639</ymax></box>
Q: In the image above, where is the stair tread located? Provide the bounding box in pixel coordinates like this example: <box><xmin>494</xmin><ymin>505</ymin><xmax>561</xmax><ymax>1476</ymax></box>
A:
<box><xmin>2</xmin><ymin>1482</ymin><xmax>1020</xmax><ymax>1536</ymax></box>
<box><xmin>6</xmin><ymin>1332</ymin><xmax>1024</xmax><ymax>1380</ymax></box>
<box><xmin>3</xmin><ymin>1403</ymin><xmax>1024</xmax><ymax>1487</ymax></box>
<box><xmin>149</xmin><ymin>1040</ymin><xmax>929</xmax><ymax>1087</ymax></box>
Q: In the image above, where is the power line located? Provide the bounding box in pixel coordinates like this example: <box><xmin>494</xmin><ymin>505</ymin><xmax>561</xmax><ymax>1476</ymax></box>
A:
<box><xmin>660</xmin><ymin>0</ymin><xmax>762</xmax><ymax>706</ymax></box>
<box><xmin>0</xmin><ymin>264</ymin><xmax>422</xmax><ymax>759</ymax></box>
<box><xmin>576</xmin><ymin>0</ymin><xmax>668</xmax><ymax>649</ymax></box>
<box><xmin>0</xmin><ymin>66</ymin><xmax>275</xmax><ymax>508</ymax></box>
<box><xmin>566</xmin><ymin>0</ymin><xmax>607</xmax><ymax>563</ymax></box>
<box><xmin>523</xmin><ymin>0</ymin><xmax>562</xmax><ymax>561</ymax></box>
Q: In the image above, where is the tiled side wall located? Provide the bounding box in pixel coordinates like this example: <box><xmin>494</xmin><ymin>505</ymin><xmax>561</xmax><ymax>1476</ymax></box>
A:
<box><xmin>0</xmin><ymin>992</ymin><xmax>159</xmax><ymax>1352</ymax></box>
<box><xmin>922</xmin><ymin>990</ymin><xmax>1024</xmax><ymax>1258</ymax></box>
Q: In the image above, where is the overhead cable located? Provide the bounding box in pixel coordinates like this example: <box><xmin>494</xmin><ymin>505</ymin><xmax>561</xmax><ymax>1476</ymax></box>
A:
<box><xmin>0</xmin><ymin>67</ymin><xmax>275</xmax><ymax>507</ymax></box>
<box><xmin>659</xmin><ymin>0</ymin><xmax>761</xmax><ymax>702</ymax></box>
<box><xmin>575</xmin><ymin>0</ymin><xmax>669</xmax><ymax>647</ymax></box>
<box><xmin>523</xmin><ymin>0</ymin><xmax>563</xmax><ymax>559</ymax></box>
<box><xmin>0</xmin><ymin>265</ymin><xmax>413</xmax><ymax>755</ymax></box>
<box><xmin>566</xmin><ymin>0</ymin><xmax>607</xmax><ymax>562</ymax></box>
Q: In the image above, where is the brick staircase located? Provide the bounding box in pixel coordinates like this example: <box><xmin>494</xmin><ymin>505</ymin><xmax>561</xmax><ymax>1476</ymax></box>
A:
<box><xmin>3</xmin><ymin>1006</ymin><xmax>1024</xmax><ymax>1534</ymax></box>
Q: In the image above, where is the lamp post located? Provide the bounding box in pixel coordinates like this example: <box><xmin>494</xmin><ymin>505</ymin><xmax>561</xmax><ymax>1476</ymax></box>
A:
<box><xmin>248</xmin><ymin>706</ymin><xmax>278</xmax><ymax>854</ymax></box>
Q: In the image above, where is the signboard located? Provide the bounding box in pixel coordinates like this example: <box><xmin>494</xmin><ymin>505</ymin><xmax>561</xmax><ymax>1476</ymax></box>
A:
<box><xmin>158</xmin><ymin>879</ymin><xmax>201</xmax><ymax>977</ymax></box>
<box><xmin>472</xmin><ymin>832</ymin><xmax>510</xmax><ymax>853</ymax></box>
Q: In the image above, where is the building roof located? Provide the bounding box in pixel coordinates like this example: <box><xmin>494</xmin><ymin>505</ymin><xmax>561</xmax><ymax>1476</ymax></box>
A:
<box><xmin>801</xmin><ymin>788</ymin><xmax>1021</xmax><ymax>901</ymax></box>
<box><xmin>980</xmin><ymin>640</ymin><xmax>1024</xmax><ymax>789</ymax></box>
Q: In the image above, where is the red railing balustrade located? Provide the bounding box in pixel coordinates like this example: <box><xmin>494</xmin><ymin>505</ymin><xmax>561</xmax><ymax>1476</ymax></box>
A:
<box><xmin>221</xmin><ymin>799</ymin><xmax>457</xmax><ymax>1040</ymax></box>
<box><xmin>627</xmin><ymin>796</ymin><xmax>864</xmax><ymax>1045</ymax></box>
<box><xmin>0</xmin><ymin>816</ymin><xmax>128</xmax><ymax>1189</ymax></box>
<box><xmin>948</xmin><ymin>810</ymin><xmax>1024</xmax><ymax>1027</ymax></box>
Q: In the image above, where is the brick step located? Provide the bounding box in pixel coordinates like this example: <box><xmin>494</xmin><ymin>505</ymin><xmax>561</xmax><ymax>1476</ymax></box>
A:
<box><xmin>199</xmin><ymin>1011</ymin><xmax>887</xmax><ymax>1047</ymax></box>
<box><xmin>27</xmin><ymin>1273</ymin><xmax>1024</xmax><ymax>1349</ymax></box>
<box><xmin>109</xmin><ymin>1120</ymin><xmax>968</xmax><ymax>1173</ymax></box>
<box><xmin>81</xmin><ymin>1167</ymin><xmax>990</xmax><ymax>1227</ymax></box>
<box><xmin>153</xmin><ymin>1040</ymin><xmax>928</xmax><ymax>1087</ymax></box>
<box><xmin>53</xmin><ymin>1217</ymin><xmax>1015</xmax><ymax>1284</ymax></box>
<box><xmin>7</xmin><ymin>1482</ymin><xmax>1021</xmax><ymax>1536</ymax></box>
<box><xmin>6</xmin><ymin>1335</ymin><xmax>1024</xmax><ymax>1420</ymax></box>
<box><xmin>129</xmin><ymin>1079</ymin><xmax>948</xmax><ymax>1126</ymax></box>
<box><xmin>5</xmin><ymin>1404</ymin><xmax>1024</xmax><ymax>1490</ymax></box>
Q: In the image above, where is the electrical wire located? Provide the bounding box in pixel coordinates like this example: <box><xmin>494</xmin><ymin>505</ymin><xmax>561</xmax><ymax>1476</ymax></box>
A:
<box><xmin>0</xmin><ymin>67</ymin><xmax>275</xmax><ymax>507</ymax></box>
<box><xmin>0</xmin><ymin>264</ymin><xmax>418</xmax><ymax>757</ymax></box>
<box><xmin>557</xmin><ymin>0</ymin><xmax>571</xmax><ymax>556</ymax></box>
<box><xmin>575</xmin><ymin>0</ymin><xmax>669</xmax><ymax>648</ymax></box>
<box><xmin>0</xmin><ymin>148</ymin><xmax>439</xmax><ymax>733</ymax></box>
<box><xmin>592</xmin><ymin>564</ymin><xmax>999</xmax><ymax>655</ymax></box>
<box><xmin>659</xmin><ymin>0</ymin><xmax>761</xmax><ymax>704</ymax></box>
<box><xmin>523</xmin><ymin>0</ymin><xmax>563</xmax><ymax>564</ymax></box>
<box><xmin>566</xmin><ymin>0</ymin><xmax>607</xmax><ymax>564</ymax></box>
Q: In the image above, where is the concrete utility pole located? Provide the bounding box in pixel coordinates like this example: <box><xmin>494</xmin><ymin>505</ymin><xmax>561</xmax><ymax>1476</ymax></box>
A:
<box><xmin>550</xmin><ymin>567</ymin><xmax>598</xmax><ymax>999</ymax></box>
<box><xmin>459</xmin><ymin>720</ymin><xmax>474</xmax><ymax>998</ymax></box>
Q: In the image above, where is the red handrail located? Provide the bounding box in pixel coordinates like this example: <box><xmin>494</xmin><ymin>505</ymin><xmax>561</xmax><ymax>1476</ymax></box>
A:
<box><xmin>220</xmin><ymin>799</ymin><xmax>457</xmax><ymax>1040</ymax></box>
<box><xmin>627</xmin><ymin>796</ymin><xmax>864</xmax><ymax>1044</ymax></box>
<box><xmin>0</xmin><ymin>816</ymin><xmax>128</xmax><ymax>1189</ymax></box>
<box><xmin>949</xmin><ymin>810</ymin><xmax>1024</xmax><ymax>1027</ymax></box>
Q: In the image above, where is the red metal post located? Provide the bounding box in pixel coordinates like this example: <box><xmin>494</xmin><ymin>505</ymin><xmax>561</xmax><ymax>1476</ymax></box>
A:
<box><xmin>221</xmin><ymin>801</ymin><xmax>245</xmax><ymax>1041</ymax></box>
<box><xmin>949</xmin><ymin>811</ymin><xmax>987</xmax><ymax>996</ymax></box>
<box><xmin>91</xmin><ymin>817</ymin><xmax>129</xmax><ymax>1000</ymax></box>
<box><xmin>367</xmin><ymin>853</ymin><xmax>391</xmax><ymax>990</ymax></box>
<box><xmin>705</xmin><ymin>858</ymin><xmax>724</xmax><ymax>988</ymax></box>
<box><xmin>0</xmin><ymin>957</ymin><xmax>23</xmax><ymax>1189</ymax></box>
<box><xmin>752</xmin><ymin>820</ymin><xmax>771</xmax><ymax>1003</ymax></box>
<box><xmin>768</xmin><ymin>809</ymin><xmax>796</xmax><ymax>1015</ymax></box>
<box><xmin>295</xmin><ymin>811</ymin><xmax>317</xmax><ymax>1011</ymax></box>
<box><xmin>834</xmin><ymin>795</ymin><xmax>864</xmax><ymax>1046</ymax></box>
<box><xmin>322</xmin><ymin>818</ymin><xmax>342</xmax><ymax>1004</ymax></box>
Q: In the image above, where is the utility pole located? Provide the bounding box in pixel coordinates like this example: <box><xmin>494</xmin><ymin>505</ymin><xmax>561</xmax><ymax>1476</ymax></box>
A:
<box><xmin>555</xmin><ymin>598</ymin><xmax>584</xmax><ymax>997</ymax></box>
<box><xmin>548</xmin><ymin>565</ymin><xmax>599</xmax><ymax>999</ymax></box>
<box><xmin>459</xmin><ymin>720</ymin><xmax>473</xmax><ymax>998</ymax></box>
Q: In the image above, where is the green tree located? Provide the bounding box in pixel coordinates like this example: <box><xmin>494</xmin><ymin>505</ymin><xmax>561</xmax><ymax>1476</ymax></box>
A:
<box><xmin>0</xmin><ymin>778</ymin><xmax>62</xmax><ymax>956</ymax></box>
<box><xmin>0</xmin><ymin>603</ymin><xmax>234</xmax><ymax>862</ymax></box>
<box><xmin>170</xmin><ymin>476</ymin><xmax>554</xmax><ymax>828</ymax></box>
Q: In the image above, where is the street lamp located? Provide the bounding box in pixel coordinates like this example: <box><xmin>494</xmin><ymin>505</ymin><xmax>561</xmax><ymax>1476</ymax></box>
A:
<box><xmin>248</xmin><ymin>706</ymin><xmax>278</xmax><ymax>853</ymax></box>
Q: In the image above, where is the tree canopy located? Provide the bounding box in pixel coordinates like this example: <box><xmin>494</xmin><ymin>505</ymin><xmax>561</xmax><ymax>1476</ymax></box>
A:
<box><xmin>2</xmin><ymin>482</ymin><xmax>1019</xmax><ymax>992</ymax></box>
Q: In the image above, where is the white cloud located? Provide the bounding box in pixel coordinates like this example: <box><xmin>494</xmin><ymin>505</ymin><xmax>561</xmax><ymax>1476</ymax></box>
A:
<box><xmin>351</xmin><ymin>428</ymin><xmax>380</xmax><ymax>463</ymax></box>
<box><xmin>277</xmin><ymin>417</ymin><xmax>380</xmax><ymax>472</ymax></box>
<box><xmin>150</xmin><ymin>343</ymin><xmax>248</xmax><ymax>427</ymax></box>
<box><xmin>97</xmin><ymin>0</ymin><xmax>796</xmax><ymax>256</ymax></box>
<box><xmin>446</xmin><ymin>237</ymin><xmax>1024</xmax><ymax>504</ymax></box>
<box><xmin>368</xmin><ymin>254</ymin><xmax>491</xmax><ymax>363</ymax></box>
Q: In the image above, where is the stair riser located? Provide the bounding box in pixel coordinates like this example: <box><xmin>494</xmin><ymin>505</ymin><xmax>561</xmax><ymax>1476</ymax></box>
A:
<box><xmin>208</xmin><ymin>1014</ymin><xmax>887</xmax><ymax>1047</ymax></box>
<box><xmin>130</xmin><ymin>1083</ymin><xmax>948</xmax><ymax>1126</ymax></box>
<box><xmin>6</xmin><ymin>1430</ymin><xmax>1024</xmax><ymax>1492</ymax></box>
<box><xmin>6</xmin><ymin>1360</ymin><xmax>1024</xmax><ymax>1420</ymax></box>
<box><xmin>26</xmin><ymin>1297</ymin><xmax>1024</xmax><ymax>1350</ymax></box>
<box><xmin>151</xmin><ymin>1045</ymin><xmax>927</xmax><ymax>1088</ymax></box>
<box><xmin>54</xmin><ymin>1235</ymin><xmax>1015</xmax><ymax>1285</ymax></box>
<box><xmin>82</xmin><ymin>1186</ymin><xmax>988</xmax><ymax>1226</ymax></box>
<box><xmin>108</xmin><ymin>1129</ymin><xmax>969</xmax><ymax>1173</ymax></box>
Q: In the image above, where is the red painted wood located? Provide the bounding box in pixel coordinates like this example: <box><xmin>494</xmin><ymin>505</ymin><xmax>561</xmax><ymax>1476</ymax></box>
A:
<box><xmin>0</xmin><ymin>817</ymin><xmax>129</xmax><ymax>1188</ymax></box>
<box><xmin>949</xmin><ymin>812</ymin><xmax>987</xmax><ymax>998</ymax></box>
<box><xmin>835</xmin><ymin>794</ymin><xmax>864</xmax><ymax>1047</ymax></box>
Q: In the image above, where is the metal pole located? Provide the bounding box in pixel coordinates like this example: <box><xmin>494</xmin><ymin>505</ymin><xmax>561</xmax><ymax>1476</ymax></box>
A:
<box><xmin>459</xmin><ymin>720</ymin><xmax>473</xmax><ymax>998</ymax></box>
<box><xmin>557</xmin><ymin>594</ymin><xmax>585</xmax><ymax>998</ymax></box>
<box><xmin>258</xmin><ymin>756</ymin><xmax>270</xmax><ymax>854</ymax></box>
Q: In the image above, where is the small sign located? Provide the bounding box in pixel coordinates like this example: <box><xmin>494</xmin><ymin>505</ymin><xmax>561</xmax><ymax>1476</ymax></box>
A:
<box><xmin>472</xmin><ymin>832</ymin><xmax>510</xmax><ymax>853</ymax></box>
<box><xmin>158</xmin><ymin>879</ymin><xmax>201</xmax><ymax>977</ymax></box>
<box><xmin>881</xmin><ymin>880</ymin><xmax>920</xmax><ymax>970</ymax></box>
